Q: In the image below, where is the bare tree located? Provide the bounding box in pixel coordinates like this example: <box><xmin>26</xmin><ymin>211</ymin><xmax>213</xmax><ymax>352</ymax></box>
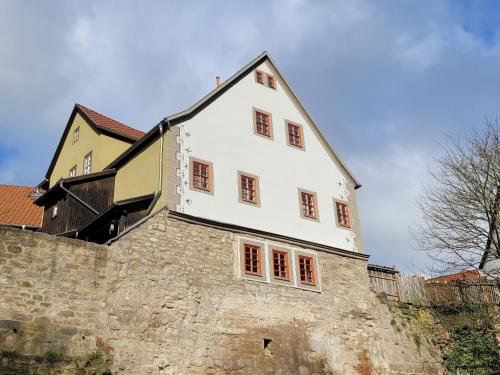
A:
<box><xmin>415</xmin><ymin>118</ymin><xmax>500</xmax><ymax>276</ymax></box>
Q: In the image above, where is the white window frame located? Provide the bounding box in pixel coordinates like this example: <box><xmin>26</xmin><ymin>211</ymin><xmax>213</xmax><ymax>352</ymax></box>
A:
<box><xmin>83</xmin><ymin>152</ymin><xmax>92</xmax><ymax>175</ymax></box>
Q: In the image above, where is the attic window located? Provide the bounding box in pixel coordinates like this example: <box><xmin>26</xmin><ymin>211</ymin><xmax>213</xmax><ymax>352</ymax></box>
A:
<box><xmin>73</xmin><ymin>127</ymin><xmax>80</xmax><ymax>144</ymax></box>
<box><xmin>255</xmin><ymin>70</ymin><xmax>264</xmax><ymax>84</ymax></box>
<box><xmin>267</xmin><ymin>75</ymin><xmax>275</xmax><ymax>89</ymax></box>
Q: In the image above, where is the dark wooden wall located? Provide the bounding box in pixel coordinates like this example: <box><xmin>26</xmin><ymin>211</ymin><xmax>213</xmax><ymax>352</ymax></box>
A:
<box><xmin>40</xmin><ymin>175</ymin><xmax>115</xmax><ymax>235</ymax></box>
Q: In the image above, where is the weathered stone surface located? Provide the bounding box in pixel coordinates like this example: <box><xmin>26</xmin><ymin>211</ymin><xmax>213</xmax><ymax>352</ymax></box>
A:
<box><xmin>0</xmin><ymin>212</ymin><xmax>446</xmax><ymax>374</ymax></box>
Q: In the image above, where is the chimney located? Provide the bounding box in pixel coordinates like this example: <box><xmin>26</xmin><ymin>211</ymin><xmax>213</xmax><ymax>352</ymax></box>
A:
<box><xmin>216</xmin><ymin>76</ymin><xmax>221</xmax><ymax>88</ymax></box>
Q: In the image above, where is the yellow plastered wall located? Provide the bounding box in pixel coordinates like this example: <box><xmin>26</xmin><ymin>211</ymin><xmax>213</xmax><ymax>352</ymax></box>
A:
<box><xmin>49</xmin><ymin>113</ymin><xmax>133</xmax><ymax>188</ymax></box>
<box><xmin>113</xmin><ymin>139</ymin><xmax>160</xmax><ymax>202</ymax></box>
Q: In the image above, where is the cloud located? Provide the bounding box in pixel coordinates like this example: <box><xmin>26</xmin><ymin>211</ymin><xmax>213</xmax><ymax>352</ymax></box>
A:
<box><xmin>1</xmin><ymin>0</ymin><xmax>500</xmax><ymax>272</ymax></box>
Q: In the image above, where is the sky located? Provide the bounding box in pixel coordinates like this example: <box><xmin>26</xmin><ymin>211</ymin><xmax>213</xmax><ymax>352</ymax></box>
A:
<box><xmin>2</xmin><ymin>0</ymin><xmax>500</xmax><ymax>274</ymax></box>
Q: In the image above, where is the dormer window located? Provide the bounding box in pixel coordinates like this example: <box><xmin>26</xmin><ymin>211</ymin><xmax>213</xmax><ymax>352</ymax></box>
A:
<box><xmin>72</xmin><ymin>127</ymin><xmax>80</xmax><ymax>144</ymax></box>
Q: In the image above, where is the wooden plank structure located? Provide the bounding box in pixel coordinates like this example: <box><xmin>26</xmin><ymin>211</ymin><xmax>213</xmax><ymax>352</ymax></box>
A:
<box><xmin>368</xmin><ymin>266</ymin><xmax>500</xmax><ymax>306</ymax></box>
<box><xmin>367</xmin><ymin>264</ymin><xmax>400</xmax><ymax>301</ymax></box>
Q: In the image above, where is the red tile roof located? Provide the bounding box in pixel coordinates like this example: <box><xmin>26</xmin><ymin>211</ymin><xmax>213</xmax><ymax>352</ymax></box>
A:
<box><xmin>0</xmin><ymin>185</ymin><xmax>43</xmax><ymax>228</ymax></box>
<box><xmin>76</xmin><ymin>104</ymin><xmax>145</xmax><ymax>141</ymax></box>
<box><xmin>427</xmin><ymin>270</ymin><xmax>482</xmax><ymax>283</ymax></box>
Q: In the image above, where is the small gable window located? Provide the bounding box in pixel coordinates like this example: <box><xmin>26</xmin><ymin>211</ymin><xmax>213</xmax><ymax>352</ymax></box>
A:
<box><xmin>73</xmin><ymin>127</ymin><xmax>80</xmax><ymax>144</ymax></box>
<box><xmin>267</xmin><ymin>75</ymin><xmax>275</xmax><ymax>89</ymax></box>
<box><xmin>287</xmin><ymin>122</ymin><xmax>304</xmax><ymax>149</ymax></box>
<box><xmin>298</xmin><ymin>255</ymin><xmax>315</xmax><ymax>286</ymax></box>
<box><xmin>83</xmin><ymin>152</ymin><xmax>92</xmax><ymax>175</ymax></box>
<box><xmin>335</xmin><ymin>201</ymin><xmax>351</xmax><ymax>228</ymax></box>
<box><xmin>272</xmin><ymin>249</ymin><xmax>289</xmax><ymax>281</ymax></box>
<box><xmin>190</xmin><ymin>158</ymin><xmax>213</xmax><ymax>193</ymax></box>
<box><xmin>239</xmin><ymin>172</ymin><xmax>259</xmax><ymax>205</ymax></box>
<box><xmin>299</xmin><ymin>189</ymin><xmax>318</xmax><ymax>220</ymax></box>
<box><xmin>254</xmin><ymin>109</ymin><xmax>273</xmax><ymax>138</ymax></box>
<box><xmin>255</xmin><ymin>70</ymin><xmax>264</xmax><ymax>84</ymax></box>
<box><xmin>69</xmin><ymin>165</ymin><xmax>77</xmax><ymax>178</ymax></box>
<box><xmin>243</xmin><ymin>243</ymin><xmax>262</xmax><ymax>276</ymax></box>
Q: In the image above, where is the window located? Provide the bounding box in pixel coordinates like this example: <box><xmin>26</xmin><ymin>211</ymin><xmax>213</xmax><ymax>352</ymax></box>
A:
<box><xmin>192</xmin><ymin>161</ymin><xmax>209</xmax><ymax>190</ymax></box>
<box><xmin>72</xmin><ymin>127</ymin><xmax>80</xmax><ymax>144</ymax></box>
<box><xmin>243</xmin><ymin>244</ymin><xmax>262</xmax><ymax>276</ymax></box>
<box><xmin>83</xmin><ymin>152</ymin><xmax>92</xmax><ymax>175</ymax></box>
<box><xmin>255</xmin><ymin>70</ymin><xmax>264</xmax><ymax>84</ymax></box>
<box><xmin>52</xmin><ymin>205</ymin><xmax>58</xmax><ymax>219</ymax></box>
<box><xmin>254</xmin><ymin>110</ymin><xmax>272</xmax><ymax>137</ymax></box>
<box><xmin>272</xmin><ymin>249</ymin><xmax>289</xmax><ymax>281</ymax></box>
<box><xmin>287</xmin><ymin>122</ymin><xmax>304</xmax><ymax>148</ymax></box>
<box><xmin>239</xmin><ymin>173</ymin><xmax>259</xmax><ymax>205</ymax></box>
<box><xmin>335</xmin><ymin>201</ymin><xmax>351</xmax><ymax>228</ymax></box>
<box><xmin>69</xmin><ymin>165</ymin><xmax>77</xmax><ymax>177</ymax></box>
<box><xmin>299</xmin><ymin>189</ymin><xmax>318</xmax><ymax>220</ymax></box>
<box><xmin>267</xmin><ymin>75</ymin><xmax>275</xmax><ymax>89</ymax></box>
<box><xmin>298</xmin><ymin>255</ymin><xmax>315</xmax><ymax>285</ymax></box>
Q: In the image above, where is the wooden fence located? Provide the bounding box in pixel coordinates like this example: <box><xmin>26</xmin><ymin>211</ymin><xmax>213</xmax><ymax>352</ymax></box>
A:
<box><xmin>368</xmin><ymin>269</ymin><xmax>500</xmax><ymax>306</ymax></box>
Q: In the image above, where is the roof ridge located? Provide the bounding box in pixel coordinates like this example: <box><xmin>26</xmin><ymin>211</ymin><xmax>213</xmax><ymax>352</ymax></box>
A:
<box><xmin>76</xmin><ymin>103</ymin><xmax>145</xmax><ymax>141</ymax></box>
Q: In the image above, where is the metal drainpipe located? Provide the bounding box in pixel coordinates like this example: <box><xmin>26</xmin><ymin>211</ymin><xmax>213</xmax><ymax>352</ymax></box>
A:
<box><xmin>106</xmin><ymin>120</ymin><xmax>168</xmax><ymax>245</ymax></box>
<box><xmin>59</xmin><ymin>180</ymin><xmax>99</xmax><ymax>215</ymax></box>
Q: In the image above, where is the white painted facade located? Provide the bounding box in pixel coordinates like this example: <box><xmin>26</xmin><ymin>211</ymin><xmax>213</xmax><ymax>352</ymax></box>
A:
<box><xmin>175</xmin><ymin>60</ymin><xmax>360</xmax><ymax>252</ymax></box>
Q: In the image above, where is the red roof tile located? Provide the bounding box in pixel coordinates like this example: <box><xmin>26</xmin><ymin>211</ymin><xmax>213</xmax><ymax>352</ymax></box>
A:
<box><xmin>76</xmin><ymin>104</ymin><xmax>145</xmax><ymax>141</ymax></box>
<box><xmin>0</xmin><ymin>185</ymin><xmax>43</xmax><ymax>228</ymax></box>
<box><xmin>427</xmin><ymin>270</ymin><xmax>482</xmax><ymax>283</ymax></box>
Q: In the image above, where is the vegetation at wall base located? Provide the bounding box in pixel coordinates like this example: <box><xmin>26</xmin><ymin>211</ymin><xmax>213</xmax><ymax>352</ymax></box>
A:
<box><xmin>437</xmin><ymin>305</ymin><xmax>500</xmax><ymax>375</ymax></box>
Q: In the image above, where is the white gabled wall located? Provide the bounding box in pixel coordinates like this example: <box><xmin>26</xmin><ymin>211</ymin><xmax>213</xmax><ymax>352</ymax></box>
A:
<box><xmin>177</xmin><ymin>61</ymin><xmax>359</xmax><ymax>252</ymax></box>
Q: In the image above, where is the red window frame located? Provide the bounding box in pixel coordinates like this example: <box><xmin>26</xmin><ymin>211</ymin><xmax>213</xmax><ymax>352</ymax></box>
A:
<box><xmin>301</xmin><ymin>192</ymin><xmax>317</xmax><ymax>219</ymax></box>
<box><xmin>272</xmin><ymin>249</ymin><xmax>289</xmax><ymax>281</ymax></box>
<box><xmin>267</xmin><ymin>74</ymin><xmax>275</xmax><ymax>89</ymax></box>
<box><xmin>298</xmin><ymin>255</ymin><xmax>315</xmax><ymax>286</ymax></box>
<box><xmin>240</xmin><ymin>175</ymin><xmax>257</xmax><ymax>203</ymax></box>
<box><xmin>192</xmin><ymin>161</ymin><xmax>210</xmax><ymax>191</ymax></box>
<box><xmin>288</xmin><ymin>123</ymin><xmax>303</xmax><ymax>148</ymax></box>
<box><xmin>243</xmin><ymin>244</ymin><xmax>262</xmax><ymax>276</ymax></box>
<box><xmin>255</xmin><ymin>111</ymin><xmax>271</xmax><ymax>137</ymax></box>
<box><xmin>256</xmin><ymin>71</ymin><xmax>264</xmax><ymax>84</ymax></box>
<box><xmin>336</xmin><ymin>202</ymin><xmax>351</xmax><ymax>228</ymax></box>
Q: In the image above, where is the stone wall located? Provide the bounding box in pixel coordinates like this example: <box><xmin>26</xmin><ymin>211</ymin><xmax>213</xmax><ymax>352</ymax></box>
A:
<box><xmin>0</xmin><ymin>210</ymin><xmax>445</xmax><ymax>374</ymax></box>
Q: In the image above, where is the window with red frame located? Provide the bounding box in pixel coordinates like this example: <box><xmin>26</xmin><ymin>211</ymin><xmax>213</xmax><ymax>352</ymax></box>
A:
<box><xmin>298</xmin><ymin>255</ymin><xmax>315</xmax><ymax>285</ymax></box>
<box><xmin>267</xmin><ymin>75</ymin><xmax>275</xmax><ymax>89</ymax></box>
<box><xmin>243</xmin><ymin>244</ymin><xmax>262</xmax><ymax>276</ymax></box>
<box><xmin>256</xmin><ymin>71</ymin><xmax>264</xmax><ymax>84</ymax></box>
<box><xmin>272</xmin><ymin>250</ymin><xmax>289</xmax><ymax>280</ymax></box>
<box><xmin>336</xmin><ymin>202</ymin><xmax>351</xmax><ymax>227</ymax></box>
<box><xmin>240</xmin><ymin>175</ymin><xmax>257</xmax><ymax>203</ymax></box>
<box><xmin>301</xmin><ymin>191</ymin><xmax>317</xmax><ymax>219</ymax></box>
<box><xmin>288</xmin><ymin>123</ymin><xmax>303</xmax><ymax>148</ymax></box>
<box><xmin>255</xmin><ymin>111</ymin><xmax>271</xmax><ymax>137</ymax></box>
<box><xmin>192</xmin><ymin>161</ymin><xmax>210</xmax><ymax>191</ymax></box>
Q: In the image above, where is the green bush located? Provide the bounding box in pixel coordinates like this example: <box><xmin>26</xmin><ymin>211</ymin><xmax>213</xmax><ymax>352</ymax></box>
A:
<box><xmin>443</xmin><ymin>325</ymin><xmax>500</xmax><ymax>375</ymax></box>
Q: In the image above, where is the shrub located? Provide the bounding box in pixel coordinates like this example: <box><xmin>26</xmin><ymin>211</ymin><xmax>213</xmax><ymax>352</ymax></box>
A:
<box><xmin>43</xmin><ymin>351</ymin><xmax>63</xmax><ymax>363</ymax></box>
<box><xmin>88</xmin><ymin>351</ymin><xmax>103</xmax><ymax>360</ymax></box>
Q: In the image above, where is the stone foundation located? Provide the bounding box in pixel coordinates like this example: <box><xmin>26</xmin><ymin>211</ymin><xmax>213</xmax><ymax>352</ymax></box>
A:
<box><xmin>0</xmin><ymin>209</ymin><xmax>445</xmax><ymax>374</ymax></box>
